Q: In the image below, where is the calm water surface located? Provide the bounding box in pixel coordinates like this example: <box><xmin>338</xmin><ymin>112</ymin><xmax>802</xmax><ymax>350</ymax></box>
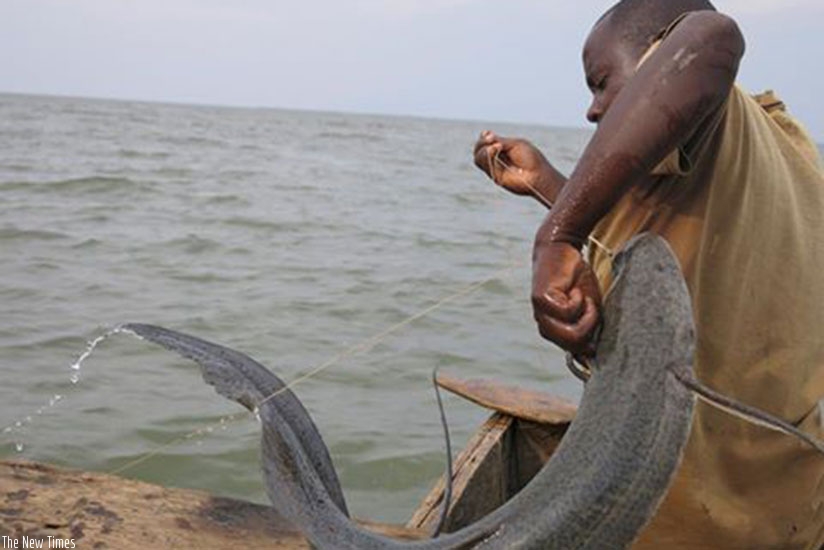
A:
<box><xmin>0</xmin><ymin>93</ymin><xmax>595</xmax><ymax>522</ymax></box>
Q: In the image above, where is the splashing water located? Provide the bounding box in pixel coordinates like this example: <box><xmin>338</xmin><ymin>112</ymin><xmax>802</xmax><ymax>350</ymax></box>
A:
<box><xmin>1</xmin><ymin>325</ymin><xmax>133</xmax><ymax>450</ymax></box>
<box><xmin>69</xmin><ymin>329</ymin><xmax>125</xmax><ymax>384</ymax></box>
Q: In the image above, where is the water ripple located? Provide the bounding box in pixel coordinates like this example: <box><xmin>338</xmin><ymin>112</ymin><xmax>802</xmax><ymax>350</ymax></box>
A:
<box><xmin>1</xmin><ymin>176</ymin><xmax>151</xmax><ymax>195</ymax></box>
<box><xmin>0</xmin><ymin>93</ymin><xmax>578</xmax><ymax>525</ymax></box>
<box><xmin>0</xmin><ymin>226</ymin><xmax>68</xmax><ymax>241</ymax></box>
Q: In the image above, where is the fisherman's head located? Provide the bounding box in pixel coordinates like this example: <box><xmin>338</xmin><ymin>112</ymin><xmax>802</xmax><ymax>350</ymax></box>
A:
<box><xmin>583</xmin><ymin>0</ymin><xmax>716</xmax><ymax>124</ymax></box>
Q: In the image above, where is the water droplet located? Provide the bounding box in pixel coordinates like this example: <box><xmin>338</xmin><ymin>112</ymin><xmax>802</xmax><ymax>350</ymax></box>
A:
<box><xmin>2</xmin><ymin>328</ymin><xmax>125</xmax><ymax>447</ymax></box>
<box><xmin>67</xmin><ymin>329</ymin><xmax>120</xmax><ymax>385</ymax></box>
<box><xmin>15</xmin><ymin>443</ymin><xmax>24</xmax><ymax>453</ymax></box>
<box><xmin>2</xmin><ymin>427</ymin><xmax>12</xmax><ymax>434</ymax></box>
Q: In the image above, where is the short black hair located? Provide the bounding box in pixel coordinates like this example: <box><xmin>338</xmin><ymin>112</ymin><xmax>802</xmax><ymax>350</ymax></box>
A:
<box><xmin>598</xmin><ymin>0</ymin><xmax>717</xmax><ymax>55</ymax></box>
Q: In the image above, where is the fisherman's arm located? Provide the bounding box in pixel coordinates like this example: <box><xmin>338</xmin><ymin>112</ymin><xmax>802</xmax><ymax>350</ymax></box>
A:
<box><xmin>532</xmin><ymin>12</ymin><xmax>745</xmax><ymax>353</ymax></box>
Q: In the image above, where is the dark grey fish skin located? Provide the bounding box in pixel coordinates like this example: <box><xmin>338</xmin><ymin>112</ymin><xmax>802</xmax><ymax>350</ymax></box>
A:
<box><xmin>120</xmin><ymin>322</ymin><xmax>349</xmax><ymax>517</ymax></box>
<box><xmin>124</xmin><ymin>233</ymin><xmax>696</xmax><ymax>549</ymax></box>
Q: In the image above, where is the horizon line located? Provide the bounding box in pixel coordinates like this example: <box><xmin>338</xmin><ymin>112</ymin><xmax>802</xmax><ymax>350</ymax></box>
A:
<box><xmin>0</xmin><ymin>89</ymin><xmax>596</xmax><ymax>137</ymax></box>
<box><xmin>3</xmin><ymin>89</ymin><xmax>822</xmax><ymax>146</ymax></box>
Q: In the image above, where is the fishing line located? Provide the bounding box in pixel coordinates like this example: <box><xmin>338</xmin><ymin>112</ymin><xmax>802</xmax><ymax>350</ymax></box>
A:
<box><xmin>2</xmin><ymin>155</ymin><xmax>529</xmax><ymax>480</ymax></box>
<box><xmin>487</xmin><ymin>147</ymin><xmax>615</xmax><ymax>259</ymax></box>
<box><xmin>109</xmin><ymin>264</ymin><xmax>519</xmax><ymax>477</ymax></box>
<box><xmin>109</xmin><ymin>147</ymin><xmax>571</xmax><ymax>479</ymax></box>
<box><xmin>489</xmin><ymin>146</ymin><xmax>824</xmax><ymax>456</ymax></box>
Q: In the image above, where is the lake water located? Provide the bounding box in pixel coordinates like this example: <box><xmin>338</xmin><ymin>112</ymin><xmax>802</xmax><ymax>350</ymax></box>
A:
<box><xmin>0</xmin><ymin>93</ymin><xmax>593</xmax><ymax>523</ymax></box>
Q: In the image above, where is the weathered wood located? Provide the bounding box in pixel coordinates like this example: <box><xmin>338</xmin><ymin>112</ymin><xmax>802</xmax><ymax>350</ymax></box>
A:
<box><xmin>435</xmin><ymin>374</ymin><xmax>578</xmax><ymax>425</ymax></box>
<box><xmin>0</xmin><ymin>460</ymin><xmax>423</xmax><ymax>549</ymax></box>
<box><xmin>510</xmin><ymin>419</ymin><xmax>569</xmax><ymax>491</ymax></box>
<box><xmin>407</xmin><ymin>376</ymin><xmax>576</xmax><ymax>533</ymax></box>
<box><xmin>0</xmin><ymin>415</ymin><xmax>569</xmax><ymax>549</ymax></box>
<box><xmin>407</xmin><ymin>411</ymin><xmax>570</xmax><ymax>534</ymax></box>
<box><xmin>407</xmin><ymin>412</ymin><xmax>514</xmax><ymax>533</ymax></box>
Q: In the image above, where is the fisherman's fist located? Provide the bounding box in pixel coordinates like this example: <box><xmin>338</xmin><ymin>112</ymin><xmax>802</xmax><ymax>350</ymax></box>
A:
<box><xmin>531</xmin><ymin>240</ymin><xmax>602</xmax><ymax>356</ymax></box>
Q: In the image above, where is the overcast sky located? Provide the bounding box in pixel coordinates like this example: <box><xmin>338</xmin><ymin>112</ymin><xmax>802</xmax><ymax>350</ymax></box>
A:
<box><xmin>2</xmin><ymin>0</ymin><xmax>822</xmax><ymax>140</ymax></box>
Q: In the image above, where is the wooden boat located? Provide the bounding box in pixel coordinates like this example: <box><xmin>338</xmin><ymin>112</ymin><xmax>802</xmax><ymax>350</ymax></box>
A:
<box><xmin>408</xmin><ymin>373</ymin><xmax>577</xmax><ymax>533</ymax></box>
<box><xmin>0</xmin><ymin>375</ymin><xmax>577</xmax><ymax>548</ymax></box>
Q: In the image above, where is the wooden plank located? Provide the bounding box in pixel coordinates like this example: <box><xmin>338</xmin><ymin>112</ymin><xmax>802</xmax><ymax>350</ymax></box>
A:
<box><xmin>510</xmin><ymin>419</ymin><xmax>569</xmax><ymax>492</ymax></box>
<box><xmin>406</xmin><ymin>412</ymin><xmax>515</xmax><ymax>533</ymax></box>
<box><xmin>436</xmin><ymin>374</ymin><xmax>578</xmax><ymax>425</ymax></box>
<box><xmin>0</xmin><ymin>460</ymin><xmax>423</xmax><ymax>549</ymax></box>
<box><xmin>408</xmin><ymin>414</ymin><xmax>571</xmax><ymax>533</ymax></box>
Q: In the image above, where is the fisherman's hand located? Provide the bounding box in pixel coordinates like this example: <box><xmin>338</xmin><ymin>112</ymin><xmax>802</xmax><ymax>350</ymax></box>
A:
<box><xmin>531</xmin><ymin>240</ymin><xmax>602</xmax><ymax>356</ymax></box>
<box><xmin>473</xmin><ymin>131</ymin><xmax>553</xmax><ymax>199</ymax></box>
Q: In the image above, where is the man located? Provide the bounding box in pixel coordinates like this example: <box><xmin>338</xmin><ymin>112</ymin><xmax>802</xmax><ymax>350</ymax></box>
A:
<box><xmin>474</xmin><ymin>0</ymin><xmax>824</xmax><ymax>548</ymax></box>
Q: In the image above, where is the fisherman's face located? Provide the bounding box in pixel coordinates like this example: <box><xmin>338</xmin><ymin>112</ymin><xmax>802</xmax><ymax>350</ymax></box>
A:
<box><xmin>582</xmin><ymin>18</ymin><xmax>639</xmax><ymax>125</ymax></box>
